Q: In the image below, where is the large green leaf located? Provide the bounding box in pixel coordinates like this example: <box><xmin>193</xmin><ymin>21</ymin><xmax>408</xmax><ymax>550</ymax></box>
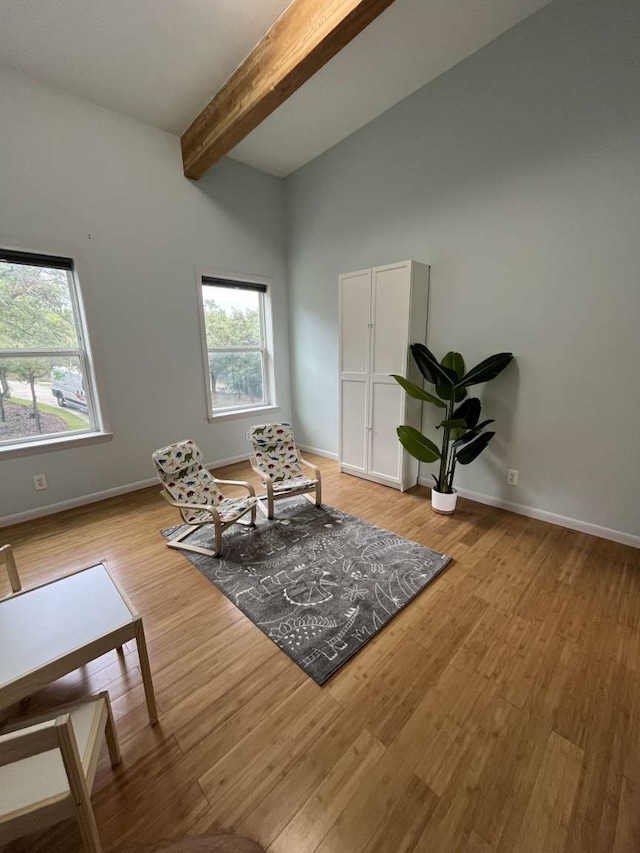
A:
<box><xmin>435</xmin><ymin>381</ymin><xmax>468</xmax><ymax>403</ymax></box>
<box><xmin>455</xmin><ymin>431</ymin><xmax>495</xmax><ymax>464</ymax></box>
<box><xmin>390</xmin><ymin>375</ymin><xmax>446</xmax><ymax>408</ymax></box>
<box><xmin>456</xmin><ymin>353</ymin><xmax>514</xmax><ymax>388</ymax></box>
<box><xmin>435</xmin><ymin>363</ymin><xmax>458</xmax><ymax>401</ymax></box>
<box><xmin>441</xmin><ymin>351</ymin><xmax>466</xmax><ymax>381</ymax></box>
<box><xmin>410</xmin><ymin>344</ymin><xmax>454</xmax><ymax>388</ymax></box>
<box><xmin>397</xmin><ymin>426</ymin><xmax>441</xmax><ymax>463</ymax></box>
<box><xmin>452</xmin><ymin>397</ymin><xmax>481</xmax><ymax>428</ymax></box>
<box><xmin>452</xmin><ymin>419</ymin><xmax>495</xmax><ymax>448</ymax></box>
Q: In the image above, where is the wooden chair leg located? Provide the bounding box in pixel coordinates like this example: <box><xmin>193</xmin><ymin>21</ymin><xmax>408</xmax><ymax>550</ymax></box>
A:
<box><xmin>102</xmin><ymin>693</ymin><xmax>121</xmax><ymax>766</ymax></box>
<box><xmin>315</xmin><ymin>479</ymin><xmax>322</xmax><ymax>506</ymax></box>
<box><xmin>75</xmin><ymin>798</ymin><xmax>103</xmax><ymax>853</ymax></box>
<box><xmin>57</xmin><ymin>717</ymin><xmax>103</xmax><ymax>852</ymax></box>
<box><xmin>249</xmin><ymin>501</ymin><xmax>257</xmax><ymax>525</ymax></box>
<box><xmin>214</xmin><ymin>522</ymin><xmax>223</xmax><ymax>555</ymax></box>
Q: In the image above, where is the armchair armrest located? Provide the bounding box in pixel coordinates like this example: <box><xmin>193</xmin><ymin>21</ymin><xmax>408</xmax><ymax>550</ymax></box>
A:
<box><xmin>159</xmin><ymin>491</ymin><xmax>222</xmax><ymax>524</ymax></box>
<box><xmin>212</xmin><ymin>478</ymin><xmax>256</xmax><ymax>498</ymax></box>
<box><xmin>299</xmin><ymin>456</ymin><xmax>321</xmax><ymax>480</ymax></box>
<box><xmin>250</xmin><ymin>462</ymin><xmax>270</xmax><ymax>485</ymax></box>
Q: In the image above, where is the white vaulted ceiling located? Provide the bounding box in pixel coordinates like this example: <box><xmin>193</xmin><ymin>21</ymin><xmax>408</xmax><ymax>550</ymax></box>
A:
<box><xmin>0</xmin><ymin>0</ymin><xmax>552</xmax><ymax>176</ymax></box>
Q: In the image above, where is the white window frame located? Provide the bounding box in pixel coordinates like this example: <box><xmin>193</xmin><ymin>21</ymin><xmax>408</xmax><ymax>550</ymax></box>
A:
<box><xmin>196</xmin><ymin>269</ymin><xmax>279</xmax><ymax>423</ymax></box>
<box><xmin>0</xmin><ymin>248</ymin><xmax>110</xmax><ymax>457</ymax></box>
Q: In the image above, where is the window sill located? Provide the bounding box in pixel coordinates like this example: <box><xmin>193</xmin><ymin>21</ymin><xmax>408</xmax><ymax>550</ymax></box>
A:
<box><xmin>0</xmin><ymin>431</ymin><xmax>114</xmax><ymax>459</ymax></box>
<box><xmin>207</xmin><ymin>405</ymin><xmax>280</xmax><ymax>424</ymax></box>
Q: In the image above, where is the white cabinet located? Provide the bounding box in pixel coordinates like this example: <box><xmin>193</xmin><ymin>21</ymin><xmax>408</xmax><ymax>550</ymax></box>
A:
<box><xmin>338</xmin><ymin>260</ymin><xmax>430</xmax><ymax>491</ymax></box>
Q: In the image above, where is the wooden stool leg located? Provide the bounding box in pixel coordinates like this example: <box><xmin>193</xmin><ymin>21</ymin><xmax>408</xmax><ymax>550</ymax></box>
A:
<box><xmin>103</xmin><ymin>693</ymin><xmax>121</xmax><ymax>766</ymax></box>
<box><xmin>75</xmin><ymin>799</ymin><xmax>103</xmax><ymax>853</ymax></box>
<box><xmin>57</xmin><ymin>717</ymin><xmax>103</xmax><ymax>853</ymax></box>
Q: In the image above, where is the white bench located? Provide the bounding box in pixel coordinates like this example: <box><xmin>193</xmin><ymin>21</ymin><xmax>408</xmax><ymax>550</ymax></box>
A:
<box><xmin>0</xmin><ymin>692</ymin><xmax>120</xmax><ymax>851</ymax></box>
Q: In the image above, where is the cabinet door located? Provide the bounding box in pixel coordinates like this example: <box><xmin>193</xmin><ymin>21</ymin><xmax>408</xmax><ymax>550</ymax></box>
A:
<box><xmin>371</xmin><ymin>263</ymin><xmax>411</xmax><ymax>377</ymax></box>
<box><xmin>340</xmin><ymin>380</ymin><xmax>368</xmax><ymax>472</ymax></box>
<box><xmin>369</xmin><ymin>380</ymin><xmax>404</xmax><ymax>482</ymax></box>
<box><xmin>340</xmin><ymin>270</ymin><xmax>371</xmax><ymax>374</ymax></box>
<box><xmin>339</xmin><ymin>270</ymin><xmax>371</xmax><ymax>473</ymax></box>
<box><xmin>368</xmin><ymin>263</ymin><xmax>411</xmax><ymax>484</ymax></box>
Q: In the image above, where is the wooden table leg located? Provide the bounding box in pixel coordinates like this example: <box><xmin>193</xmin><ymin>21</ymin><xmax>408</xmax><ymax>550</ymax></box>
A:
<box><xmin>135</xmin><ymin>619</ymin><xmax>158</xmax><ymax>725</ymax></box>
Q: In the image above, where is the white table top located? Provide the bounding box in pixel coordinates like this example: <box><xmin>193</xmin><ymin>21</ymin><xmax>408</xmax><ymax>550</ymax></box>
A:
<box><xmin>0</xmin><ymin>564</ymin><xmax>134</xmax><ymax>688</ymax></box>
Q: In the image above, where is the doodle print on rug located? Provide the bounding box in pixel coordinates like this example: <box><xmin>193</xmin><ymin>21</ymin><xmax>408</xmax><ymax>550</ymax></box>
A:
<box><xmin>163</xmin><ymin>499</ymin><xmax>451</xmax><ymax>684</ymax></box>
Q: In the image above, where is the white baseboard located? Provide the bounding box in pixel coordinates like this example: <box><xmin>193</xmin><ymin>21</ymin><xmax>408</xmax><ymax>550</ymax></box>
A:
<box><xmin>418</xmin><ymin>477</ymin><xmax>640</xmax><ymax>549</ymax></box>
<box><xmin>339</xmin><ymin>464</ymin><xmax>403</xmax><ymax>490</ymax></box>
<box><xmin>6</xmin><ymin>451</ymin><xmax>636</xmax><ymax>549</ymax></box>
<box><xmin>209</xmin><ymin>452</ymin><xmax>251</xmax><ymax>469</ymax></box>
<box><xmin>0</xmin><ymin>453</ymin><xmax>251</xmax><ymax>529</ymax></box>
<box><xmin>0</xmin><ymin>478</ymin><xmax>157</xmax><ymax>528</ymax></box>
<box><xmin>298</xmin><ymin>444</ymin><xmax>339</xmax><ymax>461</ymax></box>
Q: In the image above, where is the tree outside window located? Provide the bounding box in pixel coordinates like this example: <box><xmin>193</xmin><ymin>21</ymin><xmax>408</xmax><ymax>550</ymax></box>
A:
<box><xmin>0</xmin><ymin>250</ymin><xmax>101</xmax><ymax>449</ymax></box>
<box><xmin>200</xmin><ymin>277</ymin><xmax>271</xmax><ymax>415</ymax></box>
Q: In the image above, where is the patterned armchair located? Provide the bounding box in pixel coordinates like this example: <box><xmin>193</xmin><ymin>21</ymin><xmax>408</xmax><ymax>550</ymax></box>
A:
<box><xmin>249</xmin><ymin>423</ymin><xmax>322</xmax><ymax>519</ymax></box>
<box><xmin>152</xmin><ymin>439</ymin><xmax>257</xmax><ymax>557</ymax></box>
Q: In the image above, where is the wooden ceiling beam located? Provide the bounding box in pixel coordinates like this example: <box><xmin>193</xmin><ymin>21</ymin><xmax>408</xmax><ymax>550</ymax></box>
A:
<box><xmin>181</xmin><ymin>0</ymin><xmax>397</xmax><ymax>180</ymax></box>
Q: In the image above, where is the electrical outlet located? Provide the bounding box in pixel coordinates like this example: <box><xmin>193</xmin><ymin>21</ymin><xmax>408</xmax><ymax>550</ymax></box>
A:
<box><xmin>33</xmin><ymin>473</ymin><xmax>48</xmax><ymax>491</ymax></box>
<box><xmin>506</xmin><ymin>469</ymin><xmax>519</xmax><ymax>486</ymax></box>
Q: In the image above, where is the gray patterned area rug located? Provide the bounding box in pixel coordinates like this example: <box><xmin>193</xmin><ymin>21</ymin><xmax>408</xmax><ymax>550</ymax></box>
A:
<box><xmin>163</xmin><ymin>500</ymin><xmax>451</xmax><ymax>684</ymax></box>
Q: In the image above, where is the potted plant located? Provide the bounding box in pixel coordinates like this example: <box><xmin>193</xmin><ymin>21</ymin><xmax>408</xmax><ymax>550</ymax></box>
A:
<box><xmin>392</xmin><ymin>345</ymin><xmax>514</xmax><ymax>514</ymax></box>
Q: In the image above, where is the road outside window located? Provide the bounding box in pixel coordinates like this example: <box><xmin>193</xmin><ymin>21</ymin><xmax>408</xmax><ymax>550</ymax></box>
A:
<box><xmin>0</xmin><ymin>250</ymin><xmax>102</xmax><ymax>451</ymax></box>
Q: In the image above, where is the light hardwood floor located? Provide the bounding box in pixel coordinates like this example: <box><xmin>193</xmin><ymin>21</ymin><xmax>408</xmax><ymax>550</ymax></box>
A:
<box><xmin>1</xmin><ymin>455</ymin><xmax>639</xmax><ymax>853</ymax></box>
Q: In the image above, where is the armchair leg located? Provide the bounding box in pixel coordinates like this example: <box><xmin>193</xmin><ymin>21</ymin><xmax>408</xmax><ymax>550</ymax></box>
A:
<box><xmin>267</xmin><ymin>482</ymin><xmax>275</xmax><ymax>520</ymax></box>
<box><xmin>214</xmin><ymin>523</ymin><xmax>223</xmax><ymax>556</ymax></box>
<box><xmin>315</xmin><ymin>480</ymin><xmax>322</xmax><ymax>507</ymax></box>
<box><xmin>165</xmin><ymin>523</ymin><xmax>220</xmax><ymax>558</ymax></box>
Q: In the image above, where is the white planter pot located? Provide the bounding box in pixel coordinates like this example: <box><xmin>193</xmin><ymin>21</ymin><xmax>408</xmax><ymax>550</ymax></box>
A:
<box><xmin>431</xmin><ymin>488</ymin><xmax>458</xmax><ymax>515</ymax></box>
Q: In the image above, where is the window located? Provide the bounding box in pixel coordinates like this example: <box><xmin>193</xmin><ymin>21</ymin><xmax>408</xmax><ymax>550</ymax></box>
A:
<box><xmin>0</xmin><ymin>249</ymin><xmax>104</xmax><ymax>452</ymax></box>
<box><xmin>199</xmin><ymin>276</ymin><xmax>273</xmax><ymax>417</ymax></box>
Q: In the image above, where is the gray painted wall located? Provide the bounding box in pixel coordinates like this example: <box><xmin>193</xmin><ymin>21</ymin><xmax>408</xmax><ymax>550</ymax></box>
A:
<box><xmin>0</xmin><ymin>68</ymin><xmax>291</xmax><ymax>520</ymax></box>
<box><xmin>285</xmin><ymin>0</ymin><xmax>640</xmax><ymax>537</ymax></box>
